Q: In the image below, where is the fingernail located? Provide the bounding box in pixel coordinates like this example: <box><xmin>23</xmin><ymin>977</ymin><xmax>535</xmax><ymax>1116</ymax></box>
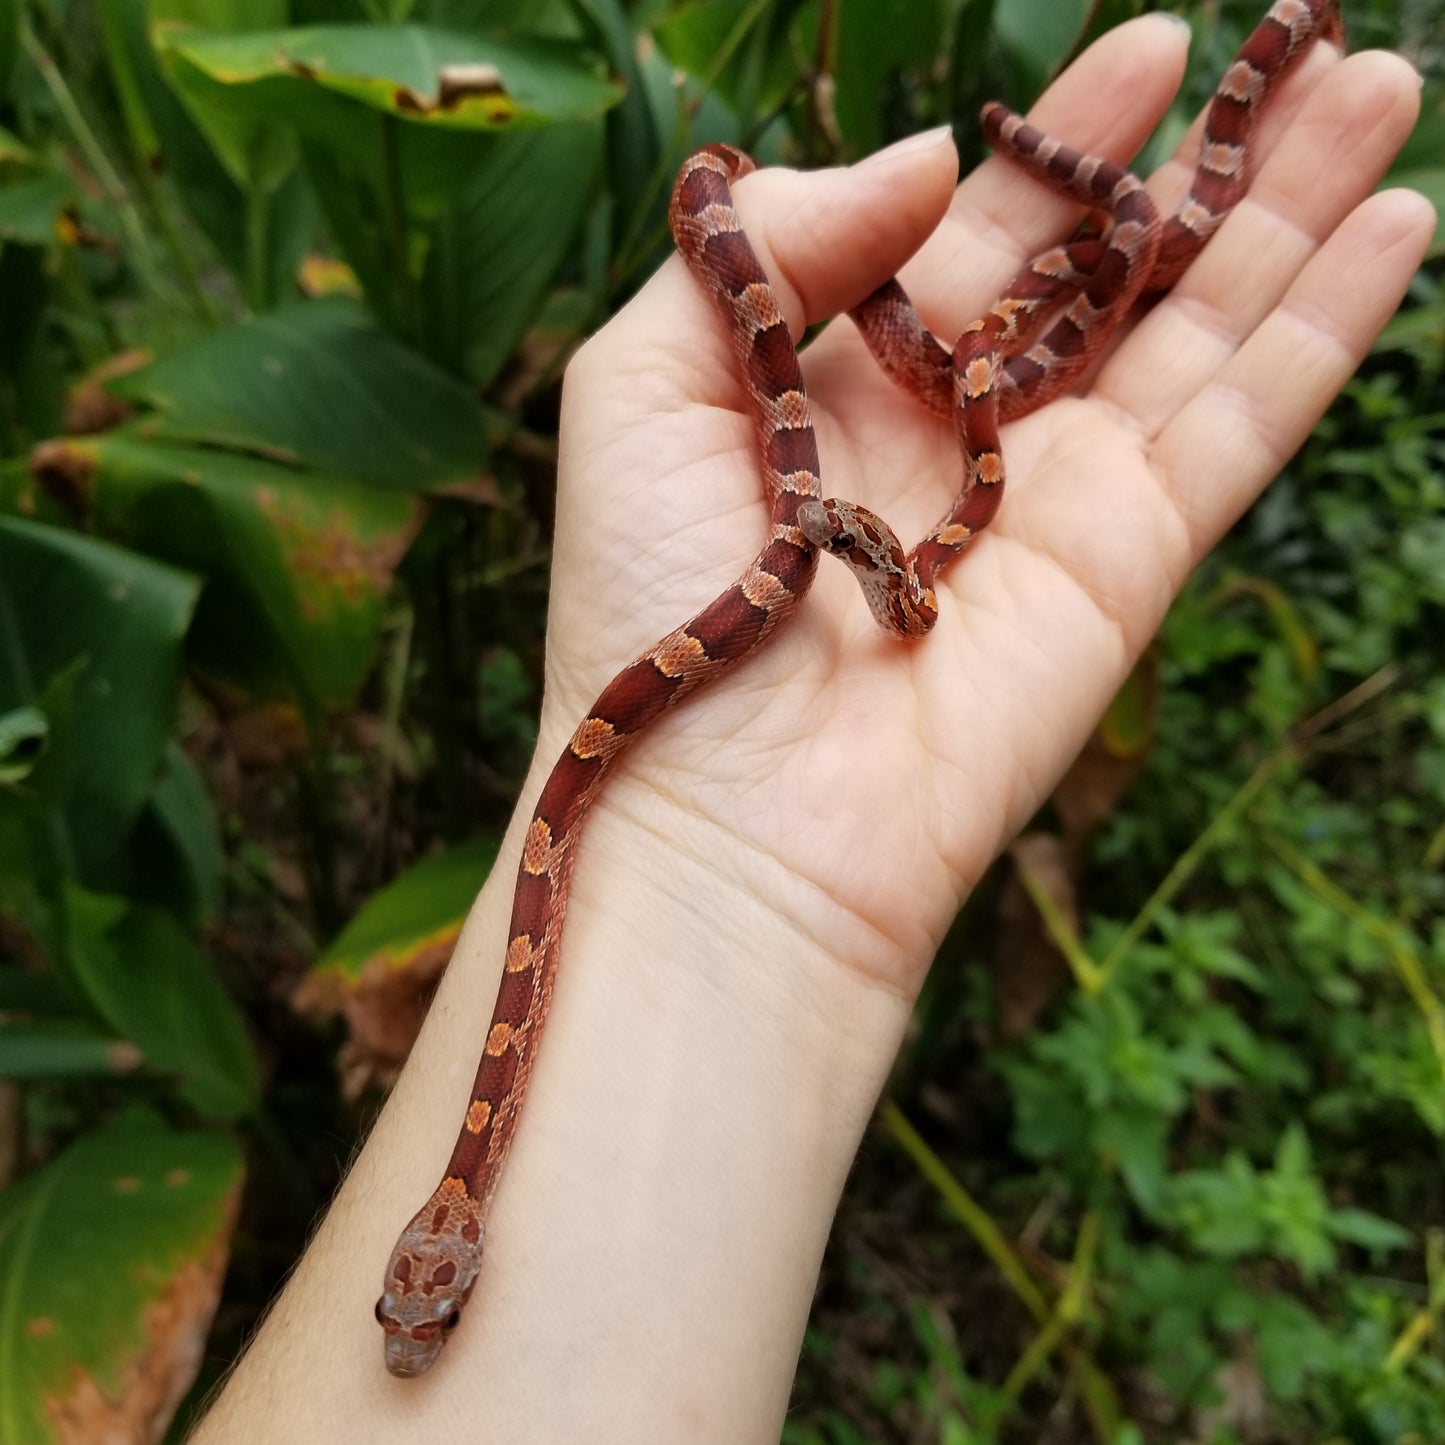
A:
<box><xmin>858</xmin><ymin>124</ymin><xmax>955</xmax><ymax>168</ymax></box>
<box><xmin>1156</xmin><ymin>12</ymin><xmax>1193</xmax><ymax>34</ymax></box>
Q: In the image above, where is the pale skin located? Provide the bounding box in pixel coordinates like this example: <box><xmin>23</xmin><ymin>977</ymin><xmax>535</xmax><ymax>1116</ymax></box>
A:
<box><xmin>191</xmin><ymin>15</ymin><xmax>1433</xmax><ymax>1443</ymax></box>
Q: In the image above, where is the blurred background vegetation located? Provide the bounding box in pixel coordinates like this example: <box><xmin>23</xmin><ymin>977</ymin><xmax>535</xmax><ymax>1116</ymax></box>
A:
<box><xmin>0</xmin><ymin>0</ymin><xmax>1441</xmax><ymax>1440</ymax></box>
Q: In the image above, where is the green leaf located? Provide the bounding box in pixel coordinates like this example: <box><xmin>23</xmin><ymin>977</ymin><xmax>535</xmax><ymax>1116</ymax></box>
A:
<box><xmin>995</xmin><ymin>0</ymin><xmax>1089</xmax><ymax>91</ymax></box>
<box><xmin>135</xmin><ymin>739</ymin><xmax>223</xmax><ymax>923</ymax></box>
<box><xmin>1259</xmin><ymin>1128</ymin><xmax>1335</xmax><ymax>1279</ymax></box>
<box><xmin>108</xmin><ymin>297</ymin><xmax>489</xmax><ymax>491</ymax></box>
<box><xmin>0</xmin><ymin>1112</ymin><xmax>242</xmax><ymax>1445</ymax></box>
<box><xmin>0</xmin><ymin>517</ymin><xmax>200</xmax><ymax>891</ymax></box>
<box><xmin>651</xmin><ymin>0</ymin><xmax>802</xmax><ymax>135</ymax></box>
<box><xmin>1167</xmin><ymin>1156</ymin><xmax>1267</xmax><ymax>1258</ymax></box>
<box><xmin>157</xmin><ymin>23</ymin><xmax>623</xmax><ymax>138</ymax></box>
<box><xmin>0</xmin><ymin>173</ymin><xmax>73</xmax><ymax>245</ymax></box>
<box><xmin>1096</xmin><ymin>1106</ymin><xmax>1169</xmax><ymax>1215</ymax></box>
<box><xmin>1272</xmin><ymin>1121</ymin><xmax>1313</xmax><ymax>1179</ymax></box>
<box><xmin>62</xmin><ymin>888</ymin><xmax>259</xmax><ymax>1119</ymax></box>
<box><xmin>1327</xmin><ymin>1206</ymin><xmax>1411</xmax><ymax>1253</ymax></box>
<box><xmin>29</xmin><ymin>432</ymin><xmax>425</xmax><ymax>710</ymax></box>
<box><xmin>832</xmin><ymin>0</ymin><xmax>945</xmax><ymax>154</ymax></box>
<box><xmin>297</xmin><ymin>838</ymin><xmax>500</xmax><ymax>1088</ymax></box>
<box><xmin>1248</xmin><ymin>1294</ymin><xmax>1337</xmax><ymax>1400</ymax></box>
<box><xmin>311</xmin><ymin>837</ymin><xmax>500</xmax><ymax>984</ymax></box>
<box><xmin>0</xmin><ymin>1017</ymin><xmax>141</xmax><ymax>1080</ymax></box>
<box><xmin>153</xmin><ymin>13</ymin><xmax>299</xmax><ymax>196</ymax></box>
<box><xmin>420</xmin><ymin>122</ymin><xmax>603</xmax><ymax>386</ymax></box>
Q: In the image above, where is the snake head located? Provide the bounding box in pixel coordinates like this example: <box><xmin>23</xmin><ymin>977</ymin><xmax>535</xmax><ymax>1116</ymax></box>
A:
<box><xmin>376</xmin><ymin>1177</ymin><xmax>485</xmax><ymax>1378</ymax></box>
<box><xmin>797</xmin><ymin>499</ymin><xmax>854</xmax><ymax>554</ymax></box>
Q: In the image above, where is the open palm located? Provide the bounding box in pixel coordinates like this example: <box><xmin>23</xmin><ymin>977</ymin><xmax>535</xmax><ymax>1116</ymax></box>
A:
<box><xmin>544</xmin><ymin>18</ymin><xmax>1426</xmax><ymax>996</ymax></box>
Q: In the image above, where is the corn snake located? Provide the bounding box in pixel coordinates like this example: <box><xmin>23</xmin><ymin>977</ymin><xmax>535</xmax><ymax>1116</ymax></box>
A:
<box><xmin>376</xmin><ymin>0</ymin><xmax>1342</xmax><ymax>1377</ymax></box>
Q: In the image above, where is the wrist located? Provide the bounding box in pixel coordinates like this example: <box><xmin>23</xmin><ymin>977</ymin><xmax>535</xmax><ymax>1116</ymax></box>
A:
<box><xmin>198</xmin><ymin>727</ymin><xmax>922</xmax><ymax>1444</ymax></box>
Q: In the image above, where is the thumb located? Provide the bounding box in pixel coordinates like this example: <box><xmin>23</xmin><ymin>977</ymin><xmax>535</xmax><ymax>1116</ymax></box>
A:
<box><xmin>586</xmin><ymin>130</ymin><xmax>959</xmax><ymax>379</ymax></box>
<box><xmin>731</xmin><ymin>127</ymin><xmax>960</xmax><ymax>332</ymax></box>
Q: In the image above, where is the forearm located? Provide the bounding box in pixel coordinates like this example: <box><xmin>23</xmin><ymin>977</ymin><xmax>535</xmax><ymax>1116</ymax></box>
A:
<box><xmin>192</xmin><ymin>734</ymin><xmax>919</xmax><ymax>1442</ymax></box>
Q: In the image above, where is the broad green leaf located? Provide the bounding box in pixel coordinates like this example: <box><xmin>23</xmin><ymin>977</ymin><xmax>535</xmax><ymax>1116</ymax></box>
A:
<box><xmin>63</xmin><ymin>888</ymin><xmax>258</xmax><ymax>1118</ymax></box>
<box><xmin>832</xmin><ymin>0</ymin><xmax>945</xmax><ymax>154</ymax></box>
<box><xmin>28</xmin><ymin>432</ymin><xmax>425</xmax><ymax>709</ymax></box>
<box><xmin>182</xmin><ymin>23</ymin><xmax>621</xmax><ymax>125</ymax></box>
<box><xmin>108</xmin><ymin>297</ymin><xmax>489</xmax><ymax>492</ymax></box>
<box><xmin>0</xmin><ymin>517</ymin><xmax>199</xmax><ymax>891</ymax></box>
<box><xmin>311</xmin><ymin>836</ymin><xmax>500</xmax><ymax>984</ymax></box>
<box><xmin>0</xmin><ymin>662</ymin><xmax>84</xmax><ymax>930</ymax></box>
<box><xmin>420</xmin><ymin>122</ymin><xmax>602</xmax><ymax>386</ymax></box>
<box><xmin>0</xmin><ymin>173</ymin><xmax>73</xmax><ymax>245</ymax></box>
<box><xmin>0</xmin><ymin>1112</ymin><xmax>242</xmax><ymax>1445</ymax></box>
<box><xmin>153</xmin><ymin>14</ymin><xmax>299</xmax><ymax>197</ymax></box>
<box><xmin>159</xmin><ymin>24</ymin><xmax>623</xmax><ymax>133</ymax></box>
<box><xmin>0</xmin><ymin>1017</ymin><xmax>141</xmax><ymax>1080</ymax></box>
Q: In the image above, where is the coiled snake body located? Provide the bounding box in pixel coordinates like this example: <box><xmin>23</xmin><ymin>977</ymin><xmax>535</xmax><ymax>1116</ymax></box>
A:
<box><xmin>376</xmin><ymin>0</ymin><xmax>1342</xmax><ymax>1377</ymax></box>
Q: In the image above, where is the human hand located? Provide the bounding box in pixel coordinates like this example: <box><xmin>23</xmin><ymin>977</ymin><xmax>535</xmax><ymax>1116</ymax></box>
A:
<box><xmin>549</xmin><ymin>17</ymin><xmax>1429</xmax><ymax>1004</ymax></box>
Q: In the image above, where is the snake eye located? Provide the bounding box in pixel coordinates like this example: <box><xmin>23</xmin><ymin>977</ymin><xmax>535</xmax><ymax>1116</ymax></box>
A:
<box><xmin>831</xmin><ymin>532</ymin><xmax>856</xmax><ymax>553</ymax></box>
<box><xmin>374</xmin><ymin>1298</ymin><xmax>386</xmax><ymax>1325</ymax></box>
<box><xmin>442</xmin><ymin>1308</ymin><xmax>462</xmax><ymax>1334</ymax></box>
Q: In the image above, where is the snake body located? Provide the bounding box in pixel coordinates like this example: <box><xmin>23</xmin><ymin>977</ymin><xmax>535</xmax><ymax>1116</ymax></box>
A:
<box><xmin>376</xmin><ymin>145</ymin><xmax>824</xmax><ymax>1377</ymax></box>
<box><xmin>376</xmin><ymin>0</ymin><xmax>1341</xmax><ymax>1376</ymax></box>
<box><xmin>804</xmin><ymin>0</ymin><xmax>1343</xmax><ymax>634</ymax></box>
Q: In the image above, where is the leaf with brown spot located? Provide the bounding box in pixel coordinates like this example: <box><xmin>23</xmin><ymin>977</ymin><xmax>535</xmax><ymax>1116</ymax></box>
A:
<box><xmin>156</xmin><ymin>24</ymin><xmax>622</xmax><ymax>136</ymax></box>
<box><xmin>0</xmin><ymin>1112</ymin><xmax>242</xmax><ymax>1445</ymax></box>
<box><xmin>27</xmin><ymin>432</ymin><xmax>425</xmax><ymax>710</ymax></box>
<box><xmin>294</xmin><ymin>839</ymin><xmax>500</xmax><ymax>1094</ymax></box>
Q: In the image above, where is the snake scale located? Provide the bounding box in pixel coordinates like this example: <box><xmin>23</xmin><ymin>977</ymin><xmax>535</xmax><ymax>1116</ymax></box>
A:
<box><xmin>376</xmin><ymin>0</ymin><xmax>1342</xmax><ymax>1377</ymax></box>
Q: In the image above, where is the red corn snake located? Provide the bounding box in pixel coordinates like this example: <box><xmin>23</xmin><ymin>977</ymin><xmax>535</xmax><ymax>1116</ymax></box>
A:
<box><xmin>375</xmin><ymin>0</ymin><xmax>1343</xmax><ymax>1377</ymax></box>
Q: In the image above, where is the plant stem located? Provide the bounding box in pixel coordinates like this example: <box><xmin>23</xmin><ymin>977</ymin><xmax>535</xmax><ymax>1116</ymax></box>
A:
<box><xmin>1096</xmin><ymin>746</ymin><xmax>1290</xmax><ymax>988</ymax></box>
<box><xmin>882</xmin><ymin>1100</ymin><xmax>1050</xmax><ymax>1320</ymax></box>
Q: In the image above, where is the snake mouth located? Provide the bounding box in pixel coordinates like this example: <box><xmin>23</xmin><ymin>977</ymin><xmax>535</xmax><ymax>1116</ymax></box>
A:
<box><xmin>378</xmin><ymin>1335</ymin><xmax>433</xmax><ymax>1381</ymax></box>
